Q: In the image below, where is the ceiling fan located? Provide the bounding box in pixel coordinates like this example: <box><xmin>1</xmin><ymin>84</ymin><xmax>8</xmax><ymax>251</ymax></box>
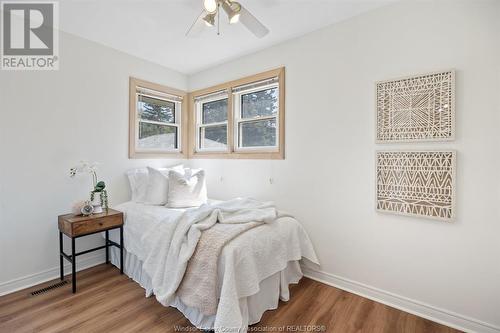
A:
<box><xmin>186</xmin><ymin>0</ymin><xmax>270</xmax><ymax>38</ymax></box>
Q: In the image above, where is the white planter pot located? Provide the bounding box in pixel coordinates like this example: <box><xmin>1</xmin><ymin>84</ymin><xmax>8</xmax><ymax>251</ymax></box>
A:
<box><xmin>91</xmin><ymin>192</ymin><xmax>103</xmax><ymax>214</ymax></box>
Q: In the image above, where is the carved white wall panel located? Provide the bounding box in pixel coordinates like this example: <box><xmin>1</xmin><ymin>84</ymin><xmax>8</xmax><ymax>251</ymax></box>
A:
<box><xmin>376</xmin><ymin>70</ymin><xmax>455</xmax><ymax>142</ymax></box>
<box><xmin>376</xmin><ymin>151</ymin><xmax>456</xmax><ymax>221</ymax></box>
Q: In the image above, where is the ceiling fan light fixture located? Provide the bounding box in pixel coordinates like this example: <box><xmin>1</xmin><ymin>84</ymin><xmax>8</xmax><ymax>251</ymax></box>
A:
<box><xmin>203</xmin><ymin>0</ymin><xmax>218</xmax><ymax>13</ymax></box>
<box><xmin>229</xmin><ymin>12</ymin><xmax>240</xmax><ymax>24</ymax></box>
<box><xmin>221</xmin><ymin>0</ymin><xmax>241</xmax><ymax>24</ymax></box>
<box><xmin>203</xmin><ymin>13</ymin><xmax>216</xmax><ymax>26</ymax></box>
<box><xmin>187</xmin><ymin>0</ymin><xmax>270</xmax><ymax>38</ymax></box>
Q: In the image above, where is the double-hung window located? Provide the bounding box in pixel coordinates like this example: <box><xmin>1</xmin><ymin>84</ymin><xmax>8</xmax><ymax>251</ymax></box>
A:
<box><xmin>195</xmin><ymin>91</ymin><xmax>229</xmax><ymax>152</ymax></box>
<box><xmin>190</xmin><ymin>67</ymin><xmax>285</xmax><ymax>159</ymax></box>
<box><xmin>129</xmin><ymin>78</ymin><xmax>186</xmax><ymax>158</ymax></box>
<box><xmin>233</xmin><ymin>77</ymin><xmax>279</xmax><ymax>151</ymax></box>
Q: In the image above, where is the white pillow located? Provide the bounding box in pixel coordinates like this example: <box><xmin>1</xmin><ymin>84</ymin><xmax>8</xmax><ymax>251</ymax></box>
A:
<box><xmin>126</xmin><ymin>168</ymin><xmax>149</xmax><ymax>202</ymax></box>
<box><xmin>144</xmin><ymin>165</ymin><xmax>184</xmax><ymax>205</ymax></box>
<box><xmin>166</xmin><ymin>169</ymin><xmax>208</xmax><ymax>208</ymax></box>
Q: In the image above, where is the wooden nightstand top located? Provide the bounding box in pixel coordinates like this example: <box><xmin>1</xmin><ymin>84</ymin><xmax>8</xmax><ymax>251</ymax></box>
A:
<box><xmin>58</xmin><ymin>209</ymin><xmax>123</xmax><ymax>237</ymax></box>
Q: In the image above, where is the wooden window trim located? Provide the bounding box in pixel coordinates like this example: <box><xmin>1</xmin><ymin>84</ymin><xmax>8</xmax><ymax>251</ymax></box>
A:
<box><xmin>188</xmin><ymin>67</ymin><xmax>285</xmax><ymax>160</ymax></box>
<box><xmin>129</xmin><ymin>77</ymin><xmax>188</xmax><ymax>159</ymax></box>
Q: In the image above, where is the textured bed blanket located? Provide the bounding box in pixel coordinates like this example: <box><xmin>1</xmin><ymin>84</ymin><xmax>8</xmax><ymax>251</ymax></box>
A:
<box><xmin>142</xmin><ymin>198</ymin><xmax>280</xmax><ymax>308</ymax></box>
<box><xmin>177</xmin><ymin>221</ymin><xmax>263</xmax><ymax>315</ymax></box>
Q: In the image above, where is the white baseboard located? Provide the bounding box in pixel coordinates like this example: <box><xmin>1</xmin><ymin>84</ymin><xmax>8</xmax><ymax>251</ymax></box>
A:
<box><xmin>301</xmin><ymin>266</ymin><xmax>500</xmax><ymax>333</ymax></box>
<box><xmin>0</xmin><ymin>253</ymin><xmax>104</xmax><ymax>297</ymax></box>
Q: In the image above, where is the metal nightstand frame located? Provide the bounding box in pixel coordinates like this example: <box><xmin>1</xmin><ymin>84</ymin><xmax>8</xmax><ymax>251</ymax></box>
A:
<box><xmin>59</xmin><ymin>226</ymin><xmax>123</xmax><ymax>293</ymax></box>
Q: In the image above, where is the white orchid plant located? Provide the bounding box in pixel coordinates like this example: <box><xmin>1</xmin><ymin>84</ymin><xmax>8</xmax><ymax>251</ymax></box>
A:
<box><xmin>69</xmin><ymin>161</ymin><xmax>108</xmax><ymax>210</ymax></box>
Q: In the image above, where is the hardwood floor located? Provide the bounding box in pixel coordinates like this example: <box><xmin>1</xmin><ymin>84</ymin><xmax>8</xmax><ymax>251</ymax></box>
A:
<box><xmin>0</xmin><ymin>264</ymin><xmax>461</xmax><ymax>333</ymax></box>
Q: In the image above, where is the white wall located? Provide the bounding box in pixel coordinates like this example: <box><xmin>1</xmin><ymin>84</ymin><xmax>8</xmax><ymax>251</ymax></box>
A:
<box><xmin>0</xmin><ymin>31</ymin><xmax>187</xmax><ymax>290</ymax></box>
<box><xmin>188</xmin><ymin>0</ymin><xmax>500</xmax><ymax>330</ymax></box>
<box><xmin>1</xmin><ymin>0</ymin><xmax>499</xmax><ymax>331</ymax></box>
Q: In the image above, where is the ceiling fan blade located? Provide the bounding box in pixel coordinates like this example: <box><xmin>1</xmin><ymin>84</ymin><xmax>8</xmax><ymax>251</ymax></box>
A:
<box><xmin>186</xmin><ymin>10</ymin><xmax>207</xmax><ymax>37</ymax></box>
<box><xmin>238</xmin><ymin>6</ymin><xmax>269</xmax><ymax>38</ymax></box>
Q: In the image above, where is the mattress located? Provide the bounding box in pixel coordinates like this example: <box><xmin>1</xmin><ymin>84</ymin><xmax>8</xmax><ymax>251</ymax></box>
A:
<box><xmin>107</xmin><ymin>201</ymin><xmax>319</xmax><ymax>332</ymax></box>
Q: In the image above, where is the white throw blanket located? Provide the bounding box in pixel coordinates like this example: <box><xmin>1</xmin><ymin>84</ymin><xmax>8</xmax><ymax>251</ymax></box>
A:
<box><xmin>141</xmin><ymin>198</ymin><xmax>283</xmax><ymax>308</ymax></box>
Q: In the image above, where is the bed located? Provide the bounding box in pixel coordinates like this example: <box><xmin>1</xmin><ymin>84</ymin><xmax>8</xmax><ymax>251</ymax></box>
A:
<box><xmin>106</xmin><ymin>199</ymin><xmax>318</xmax><ymax>332</ymax></box>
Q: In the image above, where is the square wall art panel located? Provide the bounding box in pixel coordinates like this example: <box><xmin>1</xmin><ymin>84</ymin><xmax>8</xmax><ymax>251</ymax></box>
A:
<box><xmin>376</xmin><ymin>151</ymin><xmax>456</xmax><ymax>221</ymax></box>
<box><xmin>376</xmin><ymin>70</ymin><xmax>455</xmax><ymax>142</ymax></box>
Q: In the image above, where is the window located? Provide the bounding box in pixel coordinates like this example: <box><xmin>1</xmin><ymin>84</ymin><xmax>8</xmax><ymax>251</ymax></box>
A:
<box><xmin>233</xmin><ymin>78</ymin><xmax>279</xmax><ymax>151</ymax></box>
<box><xmin>129</xmin><ymin>78</ymin><xmax>187</xmax><ymax>158</ymax></box>
<box><xmin>195</xmin><ymin>91</ymin><xmax>229</xmax><ymax>152</ymax></box>
<box><xmin>190</xmin><ymin>67</ymin><xmax>285</xmax><ymax>159</ymax></box>
<box><xmin>138</xmin><ymin>95</ymin><xmax>178</xmax><ymax>150</ymax></box>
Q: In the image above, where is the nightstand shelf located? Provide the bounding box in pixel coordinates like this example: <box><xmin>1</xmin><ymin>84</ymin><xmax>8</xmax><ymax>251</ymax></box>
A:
<box><xmin>58</xmin><ymin>209</ymin><xmax>124</xmax><ymax>293</ymax></box>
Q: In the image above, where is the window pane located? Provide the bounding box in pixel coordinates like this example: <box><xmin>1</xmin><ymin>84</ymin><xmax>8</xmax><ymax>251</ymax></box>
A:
<box><xmin>200</xmin><ymin>125</ymin><xmax>227</xmax><ymax>149</ymax></box>
<box><xmin>241</xmin><ymin>88</ymin><xmax>278</xmax><ymax>119</ymax></box>
<box><xmin>202</xmin><ymin>98</ymin><xmax>228</xmax><ymax>124</ymax></box>
<box><xmin>138</xmin><ymin>122</ymin><xmax>177</xmax><ymax>149</ymax></box>
<box><xmin>138</xmin><ymin>95</ymin><xmax>175</xmax><ymax>123</ymax></box>
<box><xmin>239</xmin><ymin>118</ymin><xmax>276</xmax><ymax>147</ymax></box>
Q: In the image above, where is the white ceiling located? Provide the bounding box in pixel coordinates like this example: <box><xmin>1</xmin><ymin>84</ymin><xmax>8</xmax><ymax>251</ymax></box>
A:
<box><xmin>59</xmin><ymin>0</ymin><xmax>394</xmax><ymax>74</ymax></box>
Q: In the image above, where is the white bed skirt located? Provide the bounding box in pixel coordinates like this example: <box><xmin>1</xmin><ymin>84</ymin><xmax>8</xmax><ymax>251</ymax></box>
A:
<box><xmin>109</xmin><ymin>247</ymin><xmax>303</xmax><ymax>330</ymax></box>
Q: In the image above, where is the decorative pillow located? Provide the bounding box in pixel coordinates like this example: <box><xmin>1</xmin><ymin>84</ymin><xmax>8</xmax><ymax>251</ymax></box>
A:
<box><xmin>144</xmin><ymin>165</ymin><xmax>184</xmax><ymax>205</ymax></box>
<box><xmin>126</xmin><ymin>168</ymin><xmax>149</xmax><ymax>202</ymax></box>
<box><xmin>166</xmin><ymin>169</ymin><xmax>208</xmax><ymax>208</ymax></box>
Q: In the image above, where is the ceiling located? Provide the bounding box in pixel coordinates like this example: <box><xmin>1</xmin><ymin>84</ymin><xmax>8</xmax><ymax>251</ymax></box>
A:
<box><xmin>59</xmin><ymin>0</ymin><xmax>394</xmax><ymax>74</ymax></box>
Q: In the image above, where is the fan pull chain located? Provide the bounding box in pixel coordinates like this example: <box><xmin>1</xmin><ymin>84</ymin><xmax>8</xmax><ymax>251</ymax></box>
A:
<box><xmin>217</xmin><ymin>3</ymin><xmax>220</xmax><ymax>35</ymax></box>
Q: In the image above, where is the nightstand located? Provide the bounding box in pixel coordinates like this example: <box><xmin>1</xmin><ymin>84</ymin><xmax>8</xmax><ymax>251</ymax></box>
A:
<box><xmin>58</xmin><ymin>209</ymin><xmax>124</xmax><ymax>293</ymax></box>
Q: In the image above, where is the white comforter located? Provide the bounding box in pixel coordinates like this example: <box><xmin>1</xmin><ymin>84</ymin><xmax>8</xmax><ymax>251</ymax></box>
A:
<box><xmin>113</xmin><ymin>199</ymin><xmax>319</xmax><ymax>332</ymax></box>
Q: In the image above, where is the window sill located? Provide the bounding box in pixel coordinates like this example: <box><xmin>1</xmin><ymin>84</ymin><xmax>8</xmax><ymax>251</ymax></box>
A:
<box><xmin>129</xmin><ymin>151</ymin><xmax>187</xmax><ymax>159</ymax></box>
<box><xmin>189</xmin><ymin>150</ymin><xmax>284</xmax><ymax>160</ymax></box>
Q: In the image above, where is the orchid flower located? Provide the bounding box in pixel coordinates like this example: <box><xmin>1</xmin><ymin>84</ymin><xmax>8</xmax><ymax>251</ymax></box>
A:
<box><xmin>69</xmin><ymin>160</ymin><xmax>99</xmax><ymax>187</ymax></box>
